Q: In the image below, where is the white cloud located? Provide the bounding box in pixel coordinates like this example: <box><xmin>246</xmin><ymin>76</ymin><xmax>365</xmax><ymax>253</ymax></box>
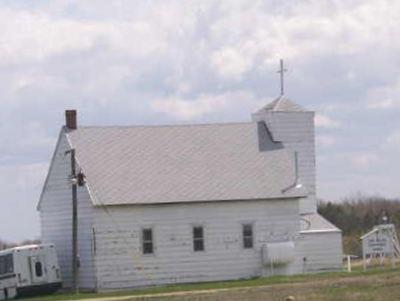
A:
<box><xmin>151</xmin><ymin>91</ymin><xmax>257</xmax><ymax>120</ymax></box>
<box><xmin>208</xmin><ymin>0</ymin><xmax>400</xmax><ymax>79</ymax></box>
<box><xmin>367</xmin><ymin>98</ymin><xmax>394</xmax><ymax>109</ymax></box>
<box><xmin>3</xmin><ymin>0</ymin><xmax>400</xmax><ymax>79</ymax></box>
<box><xmin>211</xmin><ymin>48</ymin><xmax>253</xmax><ymax>80</ymax></box>
<box><xmin>367</xmin><ymin>77</ymin><xmax>400</xmax><ymax>109</ymax></box>
<box><xmin>349</xmin><ymin>153</ymin><xmax>379</xmax><ymax>170</ymax></box>
<box><xmin>0</xmin><ymin>120</ymin><xmax>56</xmax><ymax>158</ymax></box>
<box><xmin>316</xmin><ymin>135</ymin><xmax>336</xmax><ymax>148</ymax></box>
<box><xmin>0</xmin><ymin>7</ymin><xmax>167</xmax><ymax>64</ymax></box>
<box><xmin>385</xmin><ymin>131</ymin><xmax>400</xmax><ymax>149</ymax></box>
<box><xmin>151</xmin><ymin>95</ymin><xmax>226</xmax><ymax>120</ymax></box>
<box><xmin>315</xmin><ymin>114</ymin><xmax>341</xmax><ymax>128</ymax></box>
<box><xmin>0</xmin><ymin>162</ymin><xmax>47</xmax><ymax>241</ymax></box>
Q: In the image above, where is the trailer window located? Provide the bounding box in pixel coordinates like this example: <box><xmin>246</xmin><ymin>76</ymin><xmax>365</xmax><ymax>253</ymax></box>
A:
<box><xmin>0</xmin><ymin>254</ymin><xmax>13</xmax><ymax>275</ymax></box>
<box><xmin>35</xmin><ymin>261</ymin><xmax>43</xmax><ymax>277</ymax></box>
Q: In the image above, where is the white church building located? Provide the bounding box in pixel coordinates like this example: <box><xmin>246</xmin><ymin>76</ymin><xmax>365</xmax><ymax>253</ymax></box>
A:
<box><xmin>38</xmin><ymin>95</ymin><xmax>342</xmax><ymax>291</ymax></box>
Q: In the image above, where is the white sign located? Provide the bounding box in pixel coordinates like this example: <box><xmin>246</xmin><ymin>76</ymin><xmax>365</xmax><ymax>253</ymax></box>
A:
<box><xmin>361</xmin><ymin>224</ymin><xmax>399</xmax><ymax>271</ymax></box>
<box><xmin>362</xmin><ymin>232</ymin><xmax>392</xmax><ymax>255</ymax></box>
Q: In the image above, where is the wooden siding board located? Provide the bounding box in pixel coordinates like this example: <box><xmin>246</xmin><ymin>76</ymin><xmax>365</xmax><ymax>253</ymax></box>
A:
<box><xmin>295</xmin><ymin>231</ymin><xmax>343</xmax><ymax>273</ymax></box>
<box><xmin>93</xmin><ymin>199</ymin><xmax>300</xmax><ymax>290</ymax></box>
<box><xmin>39</xmin><ymin>132</ymin><xmax>96</xmax><ymax>290</ymax></box>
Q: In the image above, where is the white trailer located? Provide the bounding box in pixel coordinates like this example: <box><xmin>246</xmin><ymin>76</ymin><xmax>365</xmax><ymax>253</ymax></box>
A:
<box><xmin>0</xmin><ymin>244</ymin><xmax>62</xmax><ymax>300</ymax></box>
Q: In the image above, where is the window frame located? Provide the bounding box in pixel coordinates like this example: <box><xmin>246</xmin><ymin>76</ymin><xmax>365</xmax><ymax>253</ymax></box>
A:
<box><xmin>242</xmin><ymin>223</ymin><xmax>254</xmax><ymax>249</ymax></box>
<box><xmin>35</xmin><ymin>261</ymin><xmax>43</xmax><ymax>277</ymax></box>
<box><xmin>0</xmin><ymin>254</ymin><xmax>14</xmax><ymax>275</ymax></box>
<box><xmin>192</xmin><ymin>225</ymin><xmax>205</xmax><ymax>252</ymax></box>
<box><xmin>141</xmin><ymin>227</ymin><xmax>155</xmax><ymax>255</ymax></box>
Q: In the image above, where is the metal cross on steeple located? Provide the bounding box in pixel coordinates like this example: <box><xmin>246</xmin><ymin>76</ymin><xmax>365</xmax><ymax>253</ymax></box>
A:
<box><xmin>277</xmin><ymin>59</ymin><xmax>287</xmax><ymax>96</ymax></box>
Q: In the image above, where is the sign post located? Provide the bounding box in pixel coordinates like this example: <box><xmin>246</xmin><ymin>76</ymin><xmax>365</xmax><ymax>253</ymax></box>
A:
<box><xmin>361</xmin><ymin>224</ymin><xmax>400</xmax><ymax>270</ymax></box>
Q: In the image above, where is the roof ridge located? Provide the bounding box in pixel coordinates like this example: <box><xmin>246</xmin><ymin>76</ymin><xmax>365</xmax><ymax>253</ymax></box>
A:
<box><xmin>274</xmin><ymin>95</ymin><xmax>286</xmax><ymax>111</ymax></box>
<box><xmin>74</xmin><ymin>121</ymin><xmax>253</xmax><ymax>129</ymax></box>
<box><xmin>255</xmin><ymin>95</ymin><xmax>309</xmax><ymax>113</ymax></box>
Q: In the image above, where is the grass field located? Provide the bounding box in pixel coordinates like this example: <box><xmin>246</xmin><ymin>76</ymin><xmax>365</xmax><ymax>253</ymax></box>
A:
<box><xmin>19</xmin><ymin>267</ymin><xmax>400</xmax><ymax>301</ymax></box>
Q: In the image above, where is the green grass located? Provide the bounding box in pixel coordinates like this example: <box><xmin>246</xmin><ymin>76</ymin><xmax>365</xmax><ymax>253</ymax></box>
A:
<box><xmin>18</xmin><ymin>267</ymin><xmax>400</xmax><ymax>301</ymax></box>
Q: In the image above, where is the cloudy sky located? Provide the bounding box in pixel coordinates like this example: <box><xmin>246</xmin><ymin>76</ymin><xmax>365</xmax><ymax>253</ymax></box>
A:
<box><xmin>1</xmin><ymin>0</ymin><xmax>400</xmax><ymax>242</ymax></box>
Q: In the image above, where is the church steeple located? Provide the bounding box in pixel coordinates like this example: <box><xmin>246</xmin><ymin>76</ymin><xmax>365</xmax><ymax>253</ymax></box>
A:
<box><xmin>255</xmin><ymin>59</ymin><xmax>309</xmax><ymax>114</ymax></box>
<box><xmin>251</xmin><ymin>60</ymin><xmax>316</xmax><ymax>214</ymax></box>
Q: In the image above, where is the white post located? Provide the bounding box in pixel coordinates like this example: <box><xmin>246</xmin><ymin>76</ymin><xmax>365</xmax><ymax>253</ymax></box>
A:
<box><xmin>347</xmin><ymin>255</ymin><xmax>352</xmax><ymax>273</ymax></box>
<box><xmin>270</xmin><ymin>258</ymin><xmax>274</xmax><ymax>276</ymax></box>
<box><xmin>363</xmin><ymin>248</ymin><xmax>367</xmax><ymax>272</ymax></box>
<box><xmin>392</xmin><ymin>238</ymin><xmax>396</xmax><ymax>269</ymax></box>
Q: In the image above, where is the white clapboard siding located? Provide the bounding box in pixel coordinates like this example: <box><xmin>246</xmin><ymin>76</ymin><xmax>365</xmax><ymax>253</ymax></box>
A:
<box><xmin>295</xmin><ymin>231</ymin><xmax>343</xmax><ymax>273</ymax></box>
<box><xmin>253</xmin><ymin>111</ymin><xmax>316</xmax><ymax>214</ymax></box>
<box><xmin>39</xmin><ymin>131</ymin><xmax>96</xmax><ymax>290</ymax></box>
<box><xmin>92</xmin><ymin>199</ymin><xmax>300</xmax><ymax>290</ymax></box>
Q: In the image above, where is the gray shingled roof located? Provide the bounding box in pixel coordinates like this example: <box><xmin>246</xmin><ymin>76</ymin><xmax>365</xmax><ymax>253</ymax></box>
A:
<box><xmin>256</xmin><ymin>96</ymin><xmax>307</xmax><ymax>113</ymax></box>
<box><xmin>300</xmin><ymin>213</ymin><xmax>341</xmax><ymax>232</ymax></box>
<box><xmin>66</xmin><ymin>123</ymin><xmax>307</xmax><ymax>206</ymax></box>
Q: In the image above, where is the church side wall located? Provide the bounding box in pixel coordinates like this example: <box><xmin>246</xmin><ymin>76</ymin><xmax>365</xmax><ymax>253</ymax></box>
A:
<box><xmin>39</xmin><ymin>132</ymin><xmax>96</xmax><ymax>290</ymax></box>
<box><xmin>92</xmin><ymin>199</ymin><xmax>300</xmax><ymax>290</ymax></box>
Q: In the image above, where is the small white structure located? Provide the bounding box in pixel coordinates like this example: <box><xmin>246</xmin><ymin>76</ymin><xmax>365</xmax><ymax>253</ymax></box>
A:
<box><xmin>38</xmin><ymin>95</ymin><xmax>342</xmax><ymax>291</ymax></box>
<box><xmin>0</xmin><ymin>244</ymin><xmax>62</xmax><ymax>300</ymax></box>
<box><xmin>361</xmin><ymin>224</ymin><xmax>400</xmax><ymax>270</ymax></box>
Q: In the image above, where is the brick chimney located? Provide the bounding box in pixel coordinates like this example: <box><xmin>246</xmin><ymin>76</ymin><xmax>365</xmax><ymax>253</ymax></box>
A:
<box><xmin>65</xmin><ymin>110</ymin><xmax>77</xmax><ymax>130</ymax></box>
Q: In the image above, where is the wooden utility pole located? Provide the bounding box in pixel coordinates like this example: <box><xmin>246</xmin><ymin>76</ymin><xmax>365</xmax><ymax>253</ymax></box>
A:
<box><xmin>66</xmin><ymin>148</ymin><xmax>79</xmax><ymax>294</ymax></box>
